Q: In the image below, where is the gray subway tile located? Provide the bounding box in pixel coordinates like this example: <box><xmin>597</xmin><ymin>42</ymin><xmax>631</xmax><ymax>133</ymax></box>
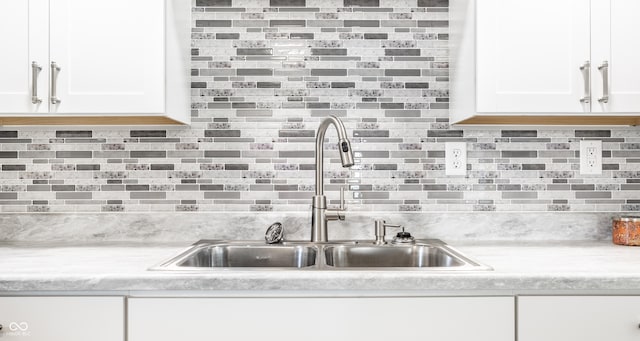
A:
<box><xmin>344</xmin><ymin>20</ymin><xmax>380</xmax><ymax>27</ymax></box>
<box><xmin>131</xmin><ymin>130</ymin><xmax>166</xmax><ymax>138</ymax></box>
<box><xmin>353</xmin><ymin>130</ymin><xmax>389</xmax><ymax>137</ymax></box>
<box><xmin>56</xmin><ymin>192</ymin><xmax>92</xmax><ymax>200</ymax></box>
<box><xmin>502</xmin><ymin>192</ymin><xmax>537</xmax><ymax>199</ymax></box>
<box><xmin>417</xmin><ymin>20</ymin><xmax>448</xmax><ymax>27</ymax></box>
<box><xmin>257</xmin><ymin>82</ymin><xmax>281</xmax><ymax>88</ymax></box>
<box><xmin>290</xmin><ymin>33</ymin><xmax>314</xmax><ymax>39</ymax></box>
<box><xmin>130</xmin><ymin>151</ymin><xmax>166</xmax><ymax>158</ymax></box>
<box><xmin>204</xmin><ymin>192</ymin><xmax>241</xmax><ymax>199</ymax></box>
<box><xmin>418</xmin><ymin>0</ymin><xmax>448</xmax><ymax>7</ymax></box>
<box><xmin>311</xmin><ymin>49</ymin><xmax>347</xmax><ymax>56</ymax></box>
<box><xmin>216</xmin><ymin>33</ymin><xmax>240</xmax><ymax>39</ymax></box>
<box><xmin>205</xmin><ymin>130</ymin><xmax>241</xmax><ymax>137</ymax></box>
<box><xmin>270</xmin><ymin>0</ymin><xmax>306</xmax><ymax>6</ymax></box>
<box><xmin>331</xmin><ymin>82</ymin><xmax>355</xmax><ymax>88</ymax></box>
<box><xmin>385</xmin><ymin>49</ymin><xmax>421</xmax><ymax>56</ymax></box>
<box><xmin>279</xmin><ymin>130</ymin><xmax>315</xmax><ymax>137</ymax></box>
<box><xmin>344</xmin><ymin>0</ymin><xmax>379</xmax><ymax>6</ymax></box>
<box><xmin>501</xmin><ymin>130</ymin><xmax>537</xmax><ymax>138</ymax></box>
<box><xmin>405</xmin><ymin>82</ymin><xmax>429</xmax><ymax>88</ymax></box>
<box><xmin>501</xmin><ymin>151</ymin><xmax>538</xmax><ymax>158</ymax></box>
<box><xmin>56</xmin><ymin>130</ymin><xmax>92</xmax><ymax>138</ymax></box>
<box><xmin>575</xmin><ymin>130</ymin><xmax>611</xmax><ymax>137</ymax></box>
<box><xmin>205</xmin><ymin>150</ymin><xmax>241</xmax><ymax>158</ymax></box>
<box><xmin>0</xmin><ymin>131</ymin><xmax>18</xmax><ymax>138</ymax></box>
<box><xmin>196</xmin><ymin>0</ymin><xmax>231</xmax><ymax>6</ymax></box>
<box><xmin>237</xmin><ymin>68</ymin><xmax>273</xmax><ymax>76</ymax></box>
<box><xmin>237</xmin><ymin>48</ymin><xmax>273</xmax><ymax>55</ymax></box>
<box><xmin>56</xmin><ymin>151</ymin><xmax>92</xmax><ymax>158</ymax></box>
<box><xmin>311</xmin><ymin>69</ymin><xmax>347</xmax><ymax>76</ymax></box>
<box><xmin>385</xmin><ymin>69</ymin><xmax>421</xmax><ymax>76</ymax></box>
<box><xmin>130</xmin><ymin>192</ymin><xmax>167</xmax><ymax>199</ymax></box>
<box><xmin>364</xmin><ymin>33</ymin><xmax>388</xmax><ymax>39</ymax></box>
<box><xmin>270</xmin><ymin>20</ymin><xmax>306</xmax><ymax>27</ymax></box>
<box><xmin>2</xmin><ymin>165</ymin><xmax>25</xmax><ymax>171</ymax></box>
<box><xmin>428</xmin><ymin>192</ymin><xmax>463</xmax><ymax>199</ymax></box>
<box><xmin>196</xmin><ymin>20</ymin><xmax>231</xmax><ymax>27</ymax></box>
<box><xmin>576</xmin><ymin>192</ymin><xmax>612</xmax><ymax>199</ymax></box>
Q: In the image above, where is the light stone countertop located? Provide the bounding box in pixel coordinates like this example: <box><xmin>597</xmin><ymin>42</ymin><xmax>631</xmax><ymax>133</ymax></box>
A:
<box><xmin>1</xmin><ymin>241</ymin><xmax>640</xmax><ymax>295</ymax></box>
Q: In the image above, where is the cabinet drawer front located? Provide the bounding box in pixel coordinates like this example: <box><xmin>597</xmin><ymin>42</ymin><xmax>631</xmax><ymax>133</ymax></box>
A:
<box><xmin>519</xmin><ymin>296</ymin><xmax>640</xmax><ymax>341</ymax></box>
<box><xmin>0</xmin><ymin>297</ymin><xmax>124</xmax><ymax>341</ymax></box>
<box><xmin>129</xmin><ymin>296</ymin><xmax>514</xmax><ymax>341</ymax></box>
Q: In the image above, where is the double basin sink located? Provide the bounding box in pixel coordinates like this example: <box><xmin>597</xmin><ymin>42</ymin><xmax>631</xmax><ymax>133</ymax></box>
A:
<box><xmin>151</xmin><ymin>239</ymin><xmax>490</xmax><ymax>271</ymax></box>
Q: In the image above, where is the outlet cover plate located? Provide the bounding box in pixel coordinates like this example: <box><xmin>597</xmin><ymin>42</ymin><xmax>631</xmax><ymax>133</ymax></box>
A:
<box><xmin>580</xmin><ymin>140</ymin><xmax>602</xmax><ymax>175</ymax></box>
<box><xmin>445</xmin><ymin>142</ymin><xmax>467</xmax><ymax>176</ymax></box>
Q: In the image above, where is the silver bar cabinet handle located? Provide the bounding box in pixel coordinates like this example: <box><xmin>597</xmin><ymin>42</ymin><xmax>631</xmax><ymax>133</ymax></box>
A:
<box><xmin>579</xmin><ymin>61</ymin><xmax>591</xmax><ymax>103</ymax></box>
<box><xmin>598</xmin><ymin>61</ymin><xmax>609</xmax><ymax>103</ymax></box>
<box><xmin>31</xmin><ymin>61</ymin><xmax>42</xmax><ymax>104</ymax></box>
<box><xmin>50</xmin><ymin>61</ymin><xmax>61</xmax><ymax>104</ymax></box>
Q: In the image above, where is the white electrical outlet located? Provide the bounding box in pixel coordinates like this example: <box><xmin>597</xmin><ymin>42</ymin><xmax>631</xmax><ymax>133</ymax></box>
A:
<box><xmin>580</xmin><ymin>140</ymin><xmax>602</xmax><ymax>175</ymax></box>
<box><xmin>445</xmin><ymin>142</ymin><xmax>467</xmax><ymax>176</ymax></box>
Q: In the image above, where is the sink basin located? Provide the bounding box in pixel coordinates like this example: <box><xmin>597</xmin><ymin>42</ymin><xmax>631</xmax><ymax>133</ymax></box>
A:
<box><xmin>153</xmin><ymin>242</ymin><xmax>317</xmax><ymax>269</ymax></box>
<box><xmin>324</xmin><ymin>244</ymin><xmax>466</xmax><ymax>268</ymax></box>
<box><xmin>151</xmin><ymin>239</ymin><xmax>490</xmax><ymax>271</ymax></box>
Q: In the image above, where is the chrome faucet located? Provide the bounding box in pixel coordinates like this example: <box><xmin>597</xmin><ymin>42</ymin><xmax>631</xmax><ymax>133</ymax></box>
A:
<box><xmin>311</xmin><ymin>115</ymin><xmax>355</xmax><ymax>242</ymax></box>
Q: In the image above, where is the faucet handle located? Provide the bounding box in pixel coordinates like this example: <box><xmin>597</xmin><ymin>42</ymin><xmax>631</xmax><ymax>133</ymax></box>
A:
<box><xmin>326</xmin><ymin>187</ymin><xmax>348</xmax><ymax>222</ymax></box>
<box><xmin>339</xmin><ymin>186</ymin><xmax>347</xmax><ymax>211</ymax></box>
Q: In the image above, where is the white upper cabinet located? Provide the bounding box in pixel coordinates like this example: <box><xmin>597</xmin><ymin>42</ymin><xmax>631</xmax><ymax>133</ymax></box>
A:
<box><xmin>476</xmin><ymin>0</ymin><xmax>590</xmax><ymax>113</ymax></box>
<box><xmin>49</xmin><ymin>0</ymin><xmax>165</xmax><ymax>114</ymax></box>
<box><xmin>0</xmin><ymin>0</ymin><xmax>48</xmax><ymax>114</ymax></box>
<box><xmin>450</xmin><ymin>0</ymin><xmax>640</xmax><ymax>125</ymax></box>
<box><xmin>0</xmin><ymin>0</ymin><xmax>190</xmax><ymax>125</ymax></box>
<box><xmin>591</xmin><ymin>0</ymin><xmax>640</xmax><ymax>113</ymax></box>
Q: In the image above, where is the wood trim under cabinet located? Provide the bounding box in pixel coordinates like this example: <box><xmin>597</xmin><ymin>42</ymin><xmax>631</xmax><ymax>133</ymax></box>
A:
<box><xmin>0</xmin><ymin>116</ymin><xmax>186</xmax><ymax>126</ymax></box>
<box><xmin>455</xmin><ymin>115</ymin><xmax>640</xmax><ymax>126</ymax></box>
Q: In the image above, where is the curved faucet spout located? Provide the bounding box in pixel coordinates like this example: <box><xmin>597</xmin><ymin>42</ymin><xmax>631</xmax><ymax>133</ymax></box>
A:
<box><xmin>311</xmin><ymin>115</ymin><xmax>354</xmax><ymax>242</ymax></box>
<box><xmin>315</xmin><ymin>115</ymin><xmax>354</xmax><ymax>196</ymax></box>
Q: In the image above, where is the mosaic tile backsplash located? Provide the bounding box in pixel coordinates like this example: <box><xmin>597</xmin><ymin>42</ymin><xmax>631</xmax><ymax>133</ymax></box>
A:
<box><xmin>1</xmin><ymin>0</ymin><xmax>639</xmax><ymax>213</ymax></box>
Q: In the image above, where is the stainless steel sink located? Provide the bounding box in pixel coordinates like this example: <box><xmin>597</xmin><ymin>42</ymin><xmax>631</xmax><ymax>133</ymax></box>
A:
<box><xmin>325</xmin><ymin>245</ymin><xmax>461</xmax><ymax>268</ymax></box>
<box><xmin>151</xmin><ymin>239</ymin><xmax>490</xmax><ymax>271</ymax></box>
<box><xmin>324</xmin><ymin>244</ymin><xmax>486</xmax><ymax>269</ymax></box>
<box><xmin>153</xmin><ymin>242</ymin><xmax>318</xmax><ymax>269</ymax></box>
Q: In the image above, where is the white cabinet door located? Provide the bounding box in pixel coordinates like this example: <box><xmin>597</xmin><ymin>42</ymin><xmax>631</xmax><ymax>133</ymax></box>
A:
<box><xmin>0</xmin><ymin>0</ymin><xmax>48</xmax><ymax>114</ymax></box>
<box><xmin>129</xmin><ymin>297</ymin><xmax>514</xmax><ymax>341</ymax></box>
<box><xmin>49</xmin><ymin>0</ymin><xmax>165</xmax><ymax>114</ymax></box>
<box><xmin>0</xmin><ymin>296</ymin><xmax>124</xmax><ymax>341</ymax></box>
<box><xmin>591</xmin><ymin>0</ymin><xmax>640</xmax><ymax>113</ymax></box>
<box><xmin>476</xmin><ymin>0</ymin><xmax>591</xmax><ymax>113</ymax></box>
<box><xmin>519</xmin><ymin>296</ymin><xmax>640</xmax><ymax>341</ymax></box>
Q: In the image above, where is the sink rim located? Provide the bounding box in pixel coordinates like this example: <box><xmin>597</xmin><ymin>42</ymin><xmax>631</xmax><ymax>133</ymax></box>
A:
<box><xmin>149</xmin><ymin>239</ymin><xmax>492</xmax><ymax>272</ymax></box>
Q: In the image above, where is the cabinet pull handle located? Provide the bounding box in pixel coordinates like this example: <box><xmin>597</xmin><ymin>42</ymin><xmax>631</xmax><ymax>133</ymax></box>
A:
<box><xmin>50</xmin><ymin>62</ymin><xmax>61</xmax><ymax>105</ymax></box>
<box><xmin>579</xmin><ymin>61</ymin><xmax>591</xmax><ymax>103</ymax></box>
<box><xmin>31</xmin><ymin>61</ymin><xmax>42</xmax><ymax>104</ymax></box>
<box><xmin>598</xmin><ymin>61</ymin><xmax>609</xmax><ymax>103</ymax></box>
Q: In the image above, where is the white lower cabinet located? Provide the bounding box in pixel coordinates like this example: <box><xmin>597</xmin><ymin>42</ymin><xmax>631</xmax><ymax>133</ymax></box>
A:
<box><xmin>0</xmin><ymin>297</ymin><xmax>124</xmax><ymax>341</ymax></box>
<box><xmin>519</xmin><ymin>296</ymin><xmax>640</xmax><ymax>341</ymax></box>
<box><xmin>128</xmin><ymin>296</ymin><xmax>514</xmax><ymax>341</ymax></box>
